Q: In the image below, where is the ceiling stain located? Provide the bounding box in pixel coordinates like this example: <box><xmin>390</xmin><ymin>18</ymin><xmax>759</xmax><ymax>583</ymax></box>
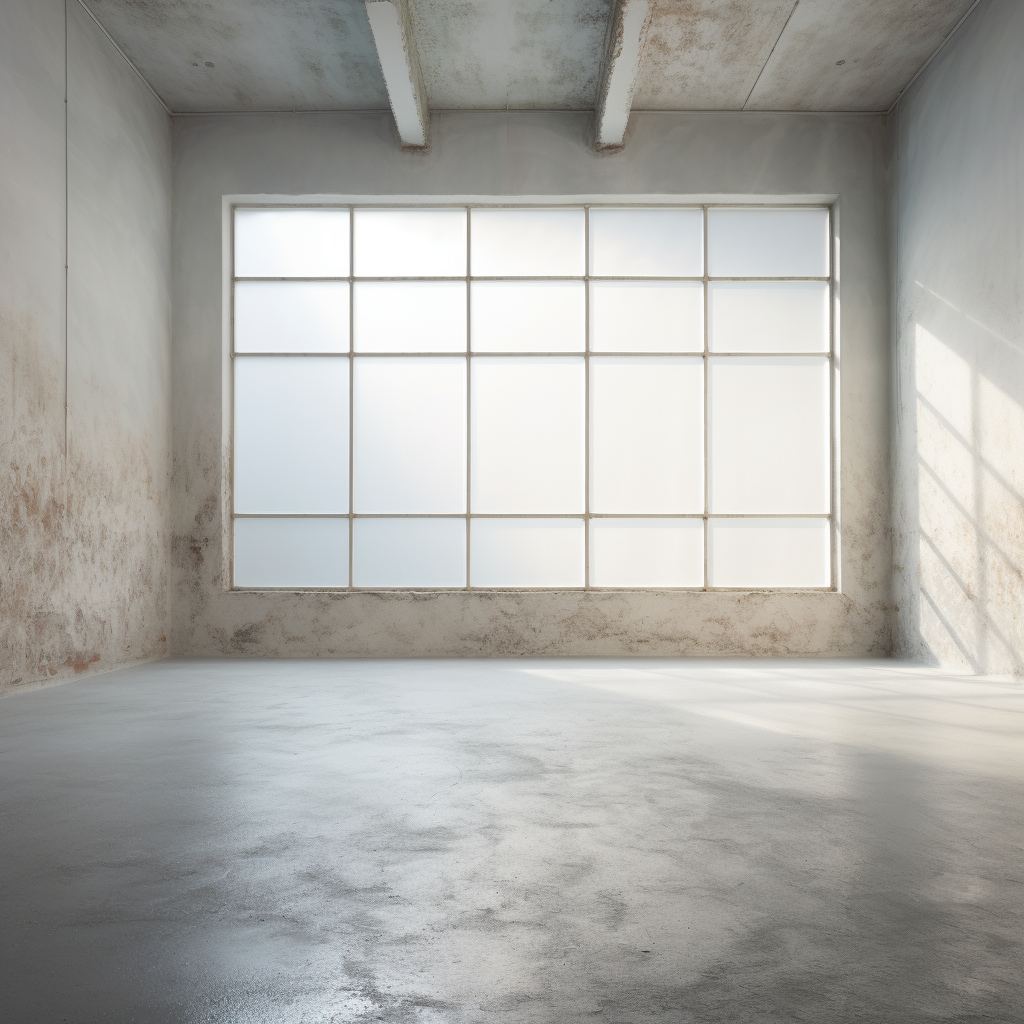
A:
<box><xmin>80</xmin><ymin>1</ymin><xmax>981</xmax><ymax>115</ymax></box>
<box><xmin>634</xmin><ymin>0</ymin><xmax>796</xmax><ymax>110</ymax></box>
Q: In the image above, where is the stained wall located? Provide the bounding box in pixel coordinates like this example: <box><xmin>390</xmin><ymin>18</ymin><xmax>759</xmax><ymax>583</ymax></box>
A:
<box><xmin>0</xmin><ymin>0</ymin><xmax>172</xmax><ymax>694</ymax></box>
<box><xmin>891</xmin><ymin>0</ymin><xmax>1024</xmax><ymax>674</ymax></box>
<box><xmin>172</xmin><ymin>110</ymin><xmax>892</xmax><ymax>657</ymax></box>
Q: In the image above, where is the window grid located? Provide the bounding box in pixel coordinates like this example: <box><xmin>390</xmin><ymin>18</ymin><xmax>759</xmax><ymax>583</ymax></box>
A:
<box><xmin>230</xmin><ymin>202</ymin><xmax>836</xmax><ymax>592</ymax></box>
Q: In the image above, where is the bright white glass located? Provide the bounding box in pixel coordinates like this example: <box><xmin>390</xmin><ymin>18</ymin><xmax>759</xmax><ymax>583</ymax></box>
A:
<box><xmin>589</xmin><ymin>281</ymin><xmax>703</xmax><ymax>352</ymax></box>
<box><xmin>708</xmin><ymin>356</ymin><xmax>830</xmax><ymax>513</ymax></box>
<box><xmin>589</xmin><ymin>519</ymin><xmax>704</xmax><ymax>588</ymax></box>
<box><xmin>708</xmin><ymin>518</ymin><xmax>830</xmax><ymax>588</ymax></box>
<box><xmin>590</xmin><ymin>357</ymin><xmax>704</xmax><ymax>513</ymax></box>
<box><xmin>709</xmin><ymin>281</ymin><xmax>829</xmax><ymax>353</ymax></box>
<box><xmin>471</xmin><ymin>357</ymin><xmax>584</xmax><ymax>513</ymax></box>
<box><xmin>234</xmin><ymin>281</ymin><xmax>349</xmax><ymax>353</ymax></box>
<box><xmin>234</xmin><ymin>517</ymin><xmax>348</xmax><ymax>588</ymax></box>
<box><xmin>234</xmin><ymin>357</ymin><xmax>349</xmax><ymax>513</ymax></box>
<box><xmin>471</xmin><ymin>282</ymin><xmax>584</xmax><ymax>352</ymax></box>
<box><xmin>353</xmin><ymin>357</ymin><xmax>466</xmax><ymax>513</ymax></box>
<box><xmin>470</xmin><ymin>209</ymin><xmax>585</xmax><ymax>277</ymax></box>
<box><xmin>353</xmin><ymin>518</ymin><xmax>466</xmax><ymax>587</ymax></box>
<box><xmin>234</xmin><ymin>209</ymin><xmax>349</xmax><ymax>278</ymax></box>
<box><xmin>470</xmin><ymin>519</ymin><xmax>584</xmax><ymax>587</ymax></box>
<box><xmin>353</xmin><ymin>209</ymin><xmax>466</xmax><ymax>277</ymax></box>
<box><xmin>354</xmin><ymin>282</ymin><xmax>466</xmax><ymax>352</ymax></box>
<box><xmin>707</xmin><ymin>208</ymin><xmax>829</xmax><ymax>278</ymax></box>
<box><xmin>589</xmin><ymin>208</ymin><xmax>703</xmax><ymax>277</ymax></box>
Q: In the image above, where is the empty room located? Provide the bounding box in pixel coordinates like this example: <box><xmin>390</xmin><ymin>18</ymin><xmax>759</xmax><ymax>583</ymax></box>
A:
<box><xmin>1</xmin><ymin>0</ymin><xmax>1022</xmax><ymax>1020</ymax></box>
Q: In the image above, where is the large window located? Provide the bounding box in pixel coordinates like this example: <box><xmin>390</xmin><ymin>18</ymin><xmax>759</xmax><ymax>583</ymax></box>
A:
<box><xmin>231</xmin><ymin>203</ymin><xmax>834</xmax><ymax>590</ymax></box>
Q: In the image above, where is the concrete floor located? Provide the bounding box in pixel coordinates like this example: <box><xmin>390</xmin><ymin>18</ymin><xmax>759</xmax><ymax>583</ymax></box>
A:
<box><xmin>1</xmin><ymin>659</ymin><xmax>1022</xmax><ymax>1023</ymax></box>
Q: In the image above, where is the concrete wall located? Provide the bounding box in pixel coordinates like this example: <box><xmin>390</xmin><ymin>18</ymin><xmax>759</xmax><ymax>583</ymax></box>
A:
<box><xmin>172</xmin><ymin>109</ymin><xmax>892</xmax><ymax>657</ymax></box>
<box><xmin>0</xmin><ymin>0</ymin><xmax>172</xmax><ymax>694</ymax></box>
<box><xmin>892</xmin><ymin>0</ymin><xmax>1024</xmax><ymax>675</ymax></box>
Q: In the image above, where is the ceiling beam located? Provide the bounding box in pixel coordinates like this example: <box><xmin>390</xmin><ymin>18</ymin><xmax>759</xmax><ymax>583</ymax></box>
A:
<box><xmin>595</xmin><ymin>0</ymin><xmax>653</xmax><ymax>151</ymax></box>
<box><xmin>365</xmin><ymin>0</ymin><xmax>429</xmax><ymax>148</ymax></box>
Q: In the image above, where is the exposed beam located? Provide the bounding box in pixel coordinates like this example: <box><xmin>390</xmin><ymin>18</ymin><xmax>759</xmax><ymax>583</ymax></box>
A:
<box><xmin>365</xmin><ymin>0</ymin><xmax>429</xmax><ymax>148</ymax></box>
<box><xmin>595</xmin><ymin>0</ymin><xmax>653</xmax><ymax>151</ymax></box>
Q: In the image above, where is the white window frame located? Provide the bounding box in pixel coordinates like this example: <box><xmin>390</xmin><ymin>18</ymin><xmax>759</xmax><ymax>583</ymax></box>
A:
<box><xmin>227</xmin><ymin>199</ymin><xmax>839</xmax><ymax>592</ymax></box>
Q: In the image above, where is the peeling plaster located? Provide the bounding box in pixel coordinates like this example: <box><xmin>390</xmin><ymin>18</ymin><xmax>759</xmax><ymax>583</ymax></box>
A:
<box><xmin>1</xmin><ymin>0</ymin><xmax>172</xmax><ymax>695</ymax></box>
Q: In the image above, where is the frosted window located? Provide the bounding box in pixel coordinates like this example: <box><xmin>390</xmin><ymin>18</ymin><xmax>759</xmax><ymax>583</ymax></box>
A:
<box><xmin>353</xmin><ymin>357</ymin><xmax>466</xmax><ymax>513</ymax></box>
<box><xmin>353</xmin><ymin>209</ymin><xmax>466</xmax><ymax>277</ymax></box>
<box><xmin>709</xmin><ymin>281</ymin><xmax>829</xmax><ymax>353</ymax></box>
<box><xmin>234</xmin><ymin>357</ymin><xmax>348</xmax><ymax>514</ymax></box>
<box><xmin>353</xmin><ymin>519</ymin><xmax>466</xmax><ymax>588</ymax></box>
<box><xmin>590</xmin><ymin>282</ymin><xmax>703</xmax><ymax>352</ymax></box>
<box><xmin>234</xmin><ymin>517</ymin><xmax>348</xmax><ymax>588</ymax></box>
<box><xmin>471</xmin><ymin>358</ymin><xmax>584</xmax><ymax>513</ymax></box>
<box><xmin>709</xmin><ymin>357</ymin><xmax>830</xmax><ymax>514</ymax></box>
<box><xmin>470</xmin><ymin>519</ymin><xmax>584</xmax><ymax>587</ymax></box>
<box><xmin>471</xmin><ymin>209</ymin><xmax>585</xmax><ymax>277</ymax></box>
<box><xmin>354</xmin><ymin>282</ymin><xmax>466</xmax><ymax>353</ymax></box>
<box><xmin>471</xmin><ymin>281</ymin><xmax>584</xmax><ymax>352</ymax></box>
<box><xmin>589</xmin><ymin>208</ymin><xmax>703</xmax><ymax>277</ymax></box>
<box><xmin>707</xmin><ymin>208</ymin><xmax>829</xmax><ymax>278</ymax></box>
<box><xmin>232</xmin><ymin>203</ymin><xmax>835</xmax><ymax>591</ymax></box>
<box><xmin>234</xmin><ymin>282</ymin><xmax>349</xmax><ymax>353</ymax></box>
<box><xmin>708</xmin><ymin>518</ymin><xmax>830</xmax><ymax>588</ymax></box>
<box><xmin>591</xmin><ymin>358</ymin><xmax>703</xmax><ymax>513</ymax></box>
<box><xmin>234</xmin><ymin>209</ymin><xmax>349</xmax><ymax>278</ymax></box>
<box><xmin>589</xmin><ymin>519</ymin><xmax>704</xmax><ymax>588</ymax></box>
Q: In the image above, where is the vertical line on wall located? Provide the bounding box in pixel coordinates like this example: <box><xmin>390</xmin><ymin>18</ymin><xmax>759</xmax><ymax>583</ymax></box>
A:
<box><xmin>63</xmin><ymin>0</ymin><xmax>69</xmax><ymax>458</ymax></box>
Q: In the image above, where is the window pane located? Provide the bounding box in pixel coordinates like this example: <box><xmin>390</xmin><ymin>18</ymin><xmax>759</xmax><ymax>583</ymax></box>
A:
<box><xmin>234</xmin><ymin>357</ymin><xmax>349</xmax><ymax>514</ymax></box>
<box><xmin>471</xmin><ymin>357</ymin><xmax>584</xmax><ymax>513</ymax></box>
<box><xmin>234</xmin><ymin>209</ymin><xmax>349</xmax><ymax>278</ymax></box>
<box><xmin>709</xmin><ymin>281</ymin><xmax>829</xmax><ymax>353</ymax></box>
<box><xmin>589</xmin><ymin>208</ymin><xmax>703</xmax><ymax>277</ymax></box>
<box><xmin>708</xmin><ymin>356</ymin><xmax>830</xmax><ymax>514</ymax></box>
<box><xmin>708</xmin><ymin>518</ymin><xmax>830</xmax><ymax>588</ymax></box>
<box><xmin>471</xmin><ymin>281</ymin><xmax>584</xmax><ymax>352</ymax></box>
<box><xmin>589</xmin><ymin>281</ymin><xmax>703</xmax><ymax>352</ymax></box>
<box><xmin>234</xmin><ymin>282</ymin><xmax>349</xmax><ymax>353</ymax></box>
<box><xmin>471</xmin><ymin>209</ymin><xmax>584</xmax><ymax>277</ymax></box>
<box><xmin>353</xmin><ymin>209</ymin><xmax>466</xmax><ymax>277</ymax></box>
<box><xmin>353</xmin><ymin>357</ymin><xmax>466</xmax><ymax>513</ymax></box>
<box><xmin>590</xmin><ymin>519</ymin><xmax>704</xmax><ymax>587</ymax></box>
<box><xmin>471</xmin><ymin>519</ymin><xmax>584</xmax><ymax>587</ymax></box>
<box><xmin>354</xmin><ymin>282</ymin><xmax>466</xmax><ymax>352</ymax></box>
<box><xmin>234</xmin><ymin>517</ymin><xmax>348</xmax><ymax>588</ymax></box>
<box><xmin>707</xmin><ymin>208</ymin><xmax>829</xmax><ymax>278</ymax></box>
<box><xmin>591</xmin><ymin>357</ymin><xmax>703</xmax><ymax>513</ymax></box>
<box><xmin>353</xmin><ymin>518</ymin><xmax>466</xmax><ymax>588</ymax></box>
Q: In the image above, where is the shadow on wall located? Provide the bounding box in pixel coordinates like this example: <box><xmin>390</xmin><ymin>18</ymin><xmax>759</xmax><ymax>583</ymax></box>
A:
<box><xmin>900</xmin><ymin>279</ymin><xmax>1024</xmax><ymax>675</ymax></box>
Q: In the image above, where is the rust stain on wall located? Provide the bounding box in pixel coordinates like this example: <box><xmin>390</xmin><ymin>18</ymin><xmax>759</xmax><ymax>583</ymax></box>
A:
<box><xmin>63</xmin><ymin>652</ymin><xmax>101</xmax><ymax>673</ymax></box>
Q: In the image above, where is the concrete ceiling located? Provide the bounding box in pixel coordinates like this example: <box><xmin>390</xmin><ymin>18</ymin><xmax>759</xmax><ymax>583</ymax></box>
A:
<box><xmin>82</xmin><ymin>0</ymin><xmax>978</xmax><ymax>114</ymax></box>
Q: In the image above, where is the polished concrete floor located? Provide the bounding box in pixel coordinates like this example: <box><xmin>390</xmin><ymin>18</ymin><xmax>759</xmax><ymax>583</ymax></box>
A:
<box><xmin>1</xmin><ymin>659</ymin><xmax>1022</xmax><ymax>1023</ymax></box>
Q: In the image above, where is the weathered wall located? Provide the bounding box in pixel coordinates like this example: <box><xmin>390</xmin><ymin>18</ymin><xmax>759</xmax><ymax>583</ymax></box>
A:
<box><xmin>891</xmin><ymin>0</ymin><xmax>1024</xmax><ymax>674</ymax></box>
<box><xmin>172</xmin><ymin>109</ymin><xmax>892</xmax><ymax>657</ymax></box>
<box><xmin>0</xmin><ymin>0</ymin><xmax>172</xmax><ymax>694</ymax></box>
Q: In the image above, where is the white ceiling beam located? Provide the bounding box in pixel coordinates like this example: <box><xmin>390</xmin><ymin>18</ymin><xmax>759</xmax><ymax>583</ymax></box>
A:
<box><xmin>365</xmin><ymin>0</ymin><xmax>429</xmax><ymax>148</ymax></box>
<box><xmin>595</xmin><ymin>0</ymin><xmax>653</xmax><ymax>151</ymax></box>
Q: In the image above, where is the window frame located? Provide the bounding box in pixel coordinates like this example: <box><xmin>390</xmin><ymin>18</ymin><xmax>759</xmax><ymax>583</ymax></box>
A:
<box><xmin>227</xmin><ymin>199</ymin><xmax>839</xmax><ymax>593</ymax></box>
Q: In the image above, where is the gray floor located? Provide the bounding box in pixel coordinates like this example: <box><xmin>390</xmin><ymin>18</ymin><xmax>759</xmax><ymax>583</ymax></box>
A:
<box><xmin>1</xmin><ymin>659</ymin><xmax>1022</xmax><ymax>1023</ymax></box>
